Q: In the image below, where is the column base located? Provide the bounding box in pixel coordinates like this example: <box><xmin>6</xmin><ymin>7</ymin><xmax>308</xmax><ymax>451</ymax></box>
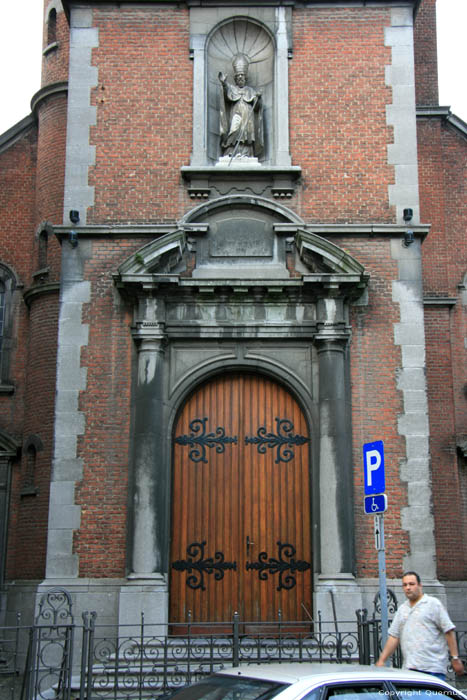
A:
<box><xmin>119</xmin><ymin>574</ymin><xmax>169</xmax><ymax>631</ymax></box>
<box><xmin>314</xmin><ymin>573</ymin><xmax>363</xmax><ymax>627</ymax></box>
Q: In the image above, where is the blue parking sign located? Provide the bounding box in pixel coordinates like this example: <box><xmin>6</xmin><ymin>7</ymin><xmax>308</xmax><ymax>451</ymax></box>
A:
<box><xmin>363</xmin><ymin>441</ymin><xmax>385</xmax><ymax>495</ymax></box>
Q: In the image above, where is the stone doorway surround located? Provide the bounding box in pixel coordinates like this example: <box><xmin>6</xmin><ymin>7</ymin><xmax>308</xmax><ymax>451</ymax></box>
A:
<box><xmin>113</xmin><ymin>195</ymin><xmax>369</xmax><ymax>625</ymax></box>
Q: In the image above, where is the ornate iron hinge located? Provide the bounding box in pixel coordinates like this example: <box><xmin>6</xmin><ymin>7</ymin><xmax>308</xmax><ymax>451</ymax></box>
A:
<box><xmin>174</xmin><ymin>418</ymin><xmax>238</xmax><ymax>464</ymax></box>
<box><xmin>245</xmin><ymin>418</ymin><xmax>309</xmax><ymax>463</ymax></box>
<box><xmin>246</xmin><ymin>541</ymin><xmax>311</xmax><ymax>591</ymax></box>
<box><xmin>172</xmin><ymin>541</ymin><xmax>237</xmax><ymax>590</ymax></box>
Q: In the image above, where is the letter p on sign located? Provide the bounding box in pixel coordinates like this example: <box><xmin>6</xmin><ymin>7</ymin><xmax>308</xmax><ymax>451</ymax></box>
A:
<box><xmin>363</xmin><ymin>441</ymin><xmax>385</xmax><ymax>495</ymax></box>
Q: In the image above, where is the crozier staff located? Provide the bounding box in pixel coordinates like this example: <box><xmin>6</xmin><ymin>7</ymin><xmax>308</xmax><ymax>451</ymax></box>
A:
<box><xmin>376</xmin><ymin>571</ymin><xmax>464</xmax><ymax>680</ymax></box>
<box><xmin>218</xmin><ymin>53</ymin><xmax>263</xmax><ymax>159</ymax></box>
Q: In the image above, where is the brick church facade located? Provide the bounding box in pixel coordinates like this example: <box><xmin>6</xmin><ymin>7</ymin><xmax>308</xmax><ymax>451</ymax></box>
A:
<box><xmin>0</xmin><ymin>0</ymin><xmax>465</xmax><ymax>627</ymax></box>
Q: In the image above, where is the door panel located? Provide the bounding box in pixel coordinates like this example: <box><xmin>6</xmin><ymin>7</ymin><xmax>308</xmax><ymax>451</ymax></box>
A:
<box><xmin>170</xmin><ymin>374</ymin><xmax>312</xmax><ymax>622</ymax></box>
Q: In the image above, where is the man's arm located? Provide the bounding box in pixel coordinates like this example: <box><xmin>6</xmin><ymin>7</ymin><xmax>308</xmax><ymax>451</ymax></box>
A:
<box><xmin>445</xmin><ymin>629</ymin><xmax>465</xmax><ymax>676</ymax></box>
<box><xmin>376</xmin><ymin>635</ymin><xmax>400</xmax><ymax>667</ymax></box>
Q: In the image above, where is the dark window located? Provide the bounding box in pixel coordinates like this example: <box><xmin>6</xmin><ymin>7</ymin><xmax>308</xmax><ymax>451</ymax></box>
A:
<box><xmin>24</xmin><ymin>445</ymin><xmax>36</xmax><ymax>490</ymax></box>
<box><xmin>0</xmin><ymin>264</ymin><xmax>17</xmax><ymax>386</ymax></box>
<box><xmin>0</xmin><ymin>281</ymin><xmax>5</xmax><ymax>363</ymax></box>
<box><xmin>38</xmin><ymin>230</ymin><xmax>48</xmax><ymax>269</ymax></box>
<box><xmin>162</xmin><ymin>676</ymin><xmax>287</xmax><ymax>700</ymax></box>
<box><xmin>47</xmin><ymin>8</ymin><xmax>57</xmax><ymax>45</ymax></box>
<box><xmin>320</xmin><ymin>684</ymin><xmax>388</xmax><ymax>700</ymax></box>
<box><xmin>392</xmin><ymin>684</ymin><xmax>465</xmax><ymax>700</ymax></box>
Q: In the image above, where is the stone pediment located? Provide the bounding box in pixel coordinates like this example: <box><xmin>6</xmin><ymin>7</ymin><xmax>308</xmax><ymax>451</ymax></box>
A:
<box><xmin>115</xmin><ymin>198</ymin><xmax>368</xmax><ymax>301</ymax></box>
<box><xmin>116</xmin><ymin>225</ymin><xmax>366</xmax><ymax>283</ymax></box>
<box><xmin>117</xmin><ymin>230</ymin><xmax>188</xmax><ymax>280</ymax></box>
<box><xmin>294</xmin><ymin>229</ymin><xmax>365</xmax><ymax>275</ymax></box>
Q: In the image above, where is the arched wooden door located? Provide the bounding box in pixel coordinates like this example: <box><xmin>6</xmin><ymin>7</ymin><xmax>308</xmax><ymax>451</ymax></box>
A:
<box><xmin>169</xmin><ymin>374</ymin><xmax>312</xmax><ymax>623</ymax></box>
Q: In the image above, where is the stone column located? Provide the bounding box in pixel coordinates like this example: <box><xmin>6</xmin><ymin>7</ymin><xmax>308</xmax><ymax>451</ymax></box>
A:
<box><xmin>120</xmin><ymin>330</ymin><xmax>169</xmax><ymax>627</ymax></box>
<box><xmin>313</xmin><ymin>293</ymin><xmax>361</xmax><ymax>618</ymax></box>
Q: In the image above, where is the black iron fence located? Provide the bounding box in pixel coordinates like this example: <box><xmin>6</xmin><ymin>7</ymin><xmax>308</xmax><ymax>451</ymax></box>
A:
<box><xmin>0</xmin><ymin>588</ymin><xmax>465</xmax><ymax>700</ymax></box>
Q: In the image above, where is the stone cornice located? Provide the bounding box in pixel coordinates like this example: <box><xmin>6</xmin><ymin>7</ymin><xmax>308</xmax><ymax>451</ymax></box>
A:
<box><xmin>23</xmin><ymin>282</ymin><xmax>60</xmax><ymax>308</ymax></box>
<box><xmin>54</xmin><ymin>224</ymin><xmax>176</xmax><ymax>241</ymax></box>
<box><xmin>30</xmin><ymin>81</ymin><xmax>69</xmax><ymax>118</ymax></box>
<box><xmin>417</xmin><ymin>105</ymin><xmax>467</xmax><ymax>140</ymax></box>
<box><xmin>423</xmin><ymin>296</ymin><xmax>457</xmax><ymax>307</ymax></box>
<box><xmin>53</xmin><ymin>222</ymin><xmax>430</xmax><ymax>239</ymax></box>
<box><xmin>0</xmin><ymin>114</ymin><xmax>36</xmax><ymax>154</ymax></box>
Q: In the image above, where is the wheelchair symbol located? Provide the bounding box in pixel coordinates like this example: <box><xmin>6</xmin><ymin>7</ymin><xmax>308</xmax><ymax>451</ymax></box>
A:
<box><xmin>364</xmin><ymin>493</ymin><xmax>387</xmax><ymax>515</ymax></box>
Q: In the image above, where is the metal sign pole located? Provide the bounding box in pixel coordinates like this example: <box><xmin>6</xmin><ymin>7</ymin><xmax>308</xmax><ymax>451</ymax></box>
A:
<box><xmin>375</xmin><ymin>514</ymin><xmax>388</xmax><ymax>646</ymax></box>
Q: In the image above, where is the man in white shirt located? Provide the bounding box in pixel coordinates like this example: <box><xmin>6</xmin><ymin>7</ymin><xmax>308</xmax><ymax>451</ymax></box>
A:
<box><xmin>376</xmin><ymin>571</ymin><xmax>464</xmax><ymax>680</ymax></box>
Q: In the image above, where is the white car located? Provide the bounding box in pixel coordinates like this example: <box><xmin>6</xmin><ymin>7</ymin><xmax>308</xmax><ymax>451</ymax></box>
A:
<box><xmin>162</xmin><ymin>663</ymin><xmax>466</xmax><ymax>700</ymax></box>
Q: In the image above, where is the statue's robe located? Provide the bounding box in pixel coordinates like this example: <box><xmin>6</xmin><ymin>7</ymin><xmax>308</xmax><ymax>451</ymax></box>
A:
<box><xmin>220</xmin><ymin>82</ymin><xmax>263</xmax><ymax>158</ymax></box>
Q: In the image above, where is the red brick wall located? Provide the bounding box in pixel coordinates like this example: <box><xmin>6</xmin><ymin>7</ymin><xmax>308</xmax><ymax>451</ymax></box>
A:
<box><xmin>34</xmin><ymin>95</ymin><xmax>67</xmax><ymax>283</ymax></box>
<box><xmin>329</xmin><ymin>236</ymin><xmax>409</xmax><ymax>578</ymax></box>
<box><xmin>418</xmin><ymin>116</ymin><xmax>467</xmax><ymax>579</ymax></box>
<box><xmin>41</xmin><ymin>5</ymin><xmax>70</xmax><ymax>86</ymax></box>
<box><xmin>73</xmin><ymin>238</ymin><xmax>142</xmax><ymax>577</ymax></box>
<box><xmin>0</xmin><ymin>127</ymin><xmax>37</xmax><ymax>430</ymax></box>
<box><xmin>88</xmin><ymin>7</ymin><xmax>193</xmax><ymax>224</ymax></box>
<box><xmin>414</xmin><ymin>0</ymin><xmax>439</xmax><ymax>106</ymax></box>
<box><xmin>7</xmin><ymin>291</ymin><xmax>59</xmax><ymax>579</ymax></box>
<box><xmin>289</xmin><ymin>7</ymin><xmax>395</xmax><ymax>223</ymax></box>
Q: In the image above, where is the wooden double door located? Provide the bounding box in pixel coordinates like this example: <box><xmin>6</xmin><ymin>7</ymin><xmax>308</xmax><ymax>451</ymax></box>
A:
<box><xmin>169</xmin><ymin>374</ymin><xmax>312</xmax><ymax>623</ymax></box>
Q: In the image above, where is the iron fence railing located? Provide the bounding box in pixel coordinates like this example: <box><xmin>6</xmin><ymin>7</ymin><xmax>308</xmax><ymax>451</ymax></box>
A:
<box><xmin>0</xmin><ymin>588</ymin><xmax>465</xmax><ymax>700</ymax></box>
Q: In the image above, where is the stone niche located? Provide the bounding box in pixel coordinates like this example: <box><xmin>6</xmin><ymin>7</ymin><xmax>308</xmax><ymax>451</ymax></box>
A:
<box><xmin>183</xmin><ymin>6</ymin><xmax>301</xmax><ymax>199</ymax></box>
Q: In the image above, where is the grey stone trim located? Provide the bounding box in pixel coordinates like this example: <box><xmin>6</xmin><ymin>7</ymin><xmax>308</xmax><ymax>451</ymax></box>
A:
<box><xmin>181</xmin><ymin>164</ymin><xmax>302</xmax><ymax>199</ymax></box>
<box><xmin>43</xmin><ymin>42</ymin><xmax>59</xmax><ymax>57</ymax></box>
<box><xmin>416</xmin><ymin>105</ymin><xmax>451</xmax><ymax>119</ymax></box>
<box><xmin>298</xmin><ymin>223</ymin><xmax>429</xmax><ymax>237</ymax></box>
<box><xmin>385</xmin><ymin>7</ymin><xmax>420</xmax><ymax>224</ymax></box>
<box><xmin>274</xmin><ymin>6</ymin><xmax>292</xmax><ymax>166</ymax></box>
<box><xmin>46</xmin><ymin>243</ymin><xmax>91</xmax><ymax>579</ymax></box>
<box><xmin>391</xmin><ymin>238</ymin><xmax>436</xmax><ymax>578</ymax></box>
<box><xmin>0</xmin><ymin>114</ymin><xmax>36</xmax><ymax>154</ymax></box>
<box><xmin>423</xmin><ymin>296</ymin><xmax>457</xmax><ymax>306</ymax></box>
<box><xmin>53</xmin><ymin>224</ymin><xmax>177</xmax><ymax>240</ymax></box>
<box><xmin>52</xmin><ymin>221</ymin><xmax>429</xmax><ymax>241</ymax></box>
<box><xmin>63</xmin><ymin>8</ymin><xmax>98</xmax><ymax>225</ymax></box>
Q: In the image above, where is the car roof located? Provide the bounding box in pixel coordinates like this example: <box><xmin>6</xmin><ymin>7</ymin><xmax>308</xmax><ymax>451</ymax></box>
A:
<box><xmin>216</xmin><ymin>663</ymin><xmax>460</xmax><ymax>688</ymax></box>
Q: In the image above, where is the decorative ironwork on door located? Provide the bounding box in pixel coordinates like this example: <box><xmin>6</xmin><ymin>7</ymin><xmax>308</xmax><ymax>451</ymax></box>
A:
<box><xmin>172</xmin><ymin>541</ymin><xmax>237</xmax><ymax>590</ymax></box>
<box><xmin>246</xmin><ymin>541</ymin><xmax>311</xmax><ymax>591</ymax></box>
<box><xmin>174</xmin><ymin>418</ymin><xmax>237</xmax><ymax>464</ymax></box>
<box><xmin>245</xmin><ymin>418</ymin><xmax>309</xmax><ymax>464</ymax></box>
<box><xmin>172</xmin><ymin>540</ymin><xmax>310</xmax><ymax>592</ymax></box>
<box><xmin>175</xmin><ymin>416</ymin><xmax>309</xmax><ymax>465</ymax></box>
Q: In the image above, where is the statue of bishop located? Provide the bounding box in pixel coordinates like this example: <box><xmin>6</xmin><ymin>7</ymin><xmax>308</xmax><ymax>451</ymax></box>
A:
<box><xmin>218</xmin><ymin>53</ymin><xmax>263</xmax><ymax>159</ymax></box>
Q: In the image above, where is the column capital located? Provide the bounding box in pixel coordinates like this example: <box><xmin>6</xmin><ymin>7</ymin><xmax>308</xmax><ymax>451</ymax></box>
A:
<box><xmin>314</xmin><ymin>333</ymin><xmax>349</xmax><ymax>353</ymax></box>
<box><xmin>132</xmin><ymin>325</ymin><xmax>167</xmax><ymax>349</ymax></box>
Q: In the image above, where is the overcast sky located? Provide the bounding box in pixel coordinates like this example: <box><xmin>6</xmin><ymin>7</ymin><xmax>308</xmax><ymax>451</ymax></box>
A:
<box><xmin>0</xmin><ymin>0</ymin><xmax>465</xmax><ymax>135</ymax></box>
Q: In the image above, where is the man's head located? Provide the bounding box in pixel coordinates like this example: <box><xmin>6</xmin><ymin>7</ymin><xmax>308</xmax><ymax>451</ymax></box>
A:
<box><xmin>402</xmin><ymin>571</ymin><xmax>423</xmax><ymax>605</ymax></box>
<box><xmin>234</xmin><ymin>71</ymin><xmax>247</xmax><ymax>87</ymax></box>
<box><xmin>232</xmin><ymin>54</ymin><xmax>249</xmax><ymax>87</ymax></box>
